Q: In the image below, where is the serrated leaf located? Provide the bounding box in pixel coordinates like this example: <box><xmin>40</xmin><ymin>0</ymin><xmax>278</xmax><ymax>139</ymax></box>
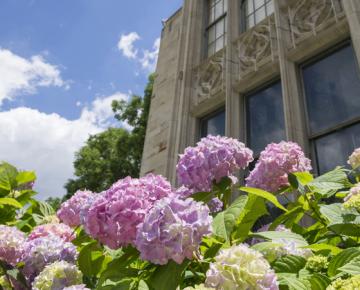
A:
<box><xmin>16</xmin><ymin>171</ymin><xmax>36</xmax><ymax>186</ymax></box>
<box><xmin>0</xmin><ymin>198</ymin><xmax>22</xmax><ymax>208</ymax></box>
<box><xmin>303</xmin><ymin>244</ymin><xmax>341</xmax><ymax>255</ymax></box>
<box><xmin>328</xmin><ymin>248</ymin><xmax>360</xmax><ymax>277</ymax></box>
<box><xmin>308</xmin><ymin>168</ymin><xmax>349</xmax><ymax>197</ymax></box>
<box><xmin>337</xmin><ymin>256</ymin><xmax>360</xmax><ymax>276</ymax></box>
<box><xmin>307</xmin><ymin>273</ymin><xmax>331</xmax><ymax>290</ymax></box>
<box><xmin>252</xmin><ymin>231</ymin><xmax>308</xmax><ymax>247</ymax></box>
<box><xmin>0</xmin><ymin>162</ymin><xmax>18</xmax><ymax>193</ymax></box>
<box><xmin>277</xmin><ymin>273</ymin><xmax>310</xmax><ymax>290</ymax></box>
<box><xmin>272</xmin><ymin>255</ymin><xmax>307</xmax><ymax>273</ymax></box>
<box><xmin>149</xmin><ymin>260</ymin><xmax>189</xmax><ymax>290</ymax></box>
<box><xmin>212</xmin><ymin>195</ymin><xmax>248</xmax><ymax>241</ymax></box>
<box><xmin>240</xmin><ymin>187</ymin><xmax>287</xmax><ymax>212</ymax></box>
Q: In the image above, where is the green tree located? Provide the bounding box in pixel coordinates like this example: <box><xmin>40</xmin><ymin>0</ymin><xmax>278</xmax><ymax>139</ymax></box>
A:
<box><xmin>64</xmin><ymin>74</ymin><xmax>154</xmax><ymax>198</ymax></box>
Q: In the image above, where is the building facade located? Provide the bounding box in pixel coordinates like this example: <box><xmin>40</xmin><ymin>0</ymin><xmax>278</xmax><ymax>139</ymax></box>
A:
<box><xmin>140</xmin><ymin>0</ymin><xmax>360</xmax><ymax>185</ymax></box>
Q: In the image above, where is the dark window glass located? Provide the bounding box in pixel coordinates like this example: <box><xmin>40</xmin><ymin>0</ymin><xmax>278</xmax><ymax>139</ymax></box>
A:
<box><xmin>246</xmin><ymin>81</ymin><xmax>286</xmax><ymax>155</ymax></box>
<box><xmin>314</xmin><ymin>123</ymin><xmax>360</xmax><ymax>174</ymax></box>
<box><xmin>302</xmin><ymin>45</ymin><xmax>360</xmax><ymax>135</ymax></box>
<box><xmin>200</xmin><ymin>110</ymin><xmax>225</xmax><ymax>138</ymax></box>
<box><xmin>207</xmin><ymin>0</ymin><xmax>227</xmax><ymax>57</ymax></box>
<box><xmin>302</xmin><ymin>44</ymin><xmax>360</xmax><ymax>174</ymax></box>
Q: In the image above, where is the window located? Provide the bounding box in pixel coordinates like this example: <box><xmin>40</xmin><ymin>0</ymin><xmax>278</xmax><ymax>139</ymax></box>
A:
<box><xmin>207</xmin><ymin>0</ymin><xmax>227</xmax><ymax>57</ymax></box>
<box><xmin>302</xmin><ymin>44</ymin><xmax>360</xmax><ymax>174</ymax></box>
<box><xmin>246</xmin><ymin>81</ymin><xmax>286</xmax><ymax>156</ymax></box>
<box><xmin>200</xmin><ymin>109</ymin><xmax>226</xmax><ymax>138</ymax></box>
<box><xmin>242</xmin><ymin>0</ymin><xmax>274</xmax><ymax>30</ymax></box>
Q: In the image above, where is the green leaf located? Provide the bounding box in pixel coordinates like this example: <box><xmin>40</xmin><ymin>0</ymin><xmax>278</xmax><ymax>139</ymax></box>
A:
<box><xmin>288</xmin><ymin>172</ymin><xmax>314</xmax><ymax>193</ymax></box>
<box><xmin>138</xmin><ymin>280</ymin><xmax>149</xmax><ymax>290</ymax></box>
<box><xmin>320</xmin><ymin>203</ymin><xmax>360</xmax><ymax>236</ymax></box>
<box><xmin>0</xmin><ymin>198</ymin><xmax>22</xmax><ymax>208</ymax></box>
<box><xmin>240</xmin><ymin>187</ymin><xmax>287</xmax><ymax>212</ymax></box>
<box><xmin>0</xmin><ymin>162</ymin><xmax>18</xmax><ymax>194</ymax></box>
<box><xmin>303</xmin><ymin>244</ymin><xmax>342</xmax><ymax>256</ymax></box>
<box><xmin>149</xmin><ymin>260</ymin><xmax>189</xmax><ymax>290</ymax></box>
<box><xmin>277</xmin><ymin>273</ymin><xmax>310</xmax><ymax>290</ymax></box>
<box><xmin>306</xmin><ymin>273</ymin><xmax>331</xmax><ymax>290</ymax></box>
<box><xmin>232</xmin><ymin>195</ymin><xmax>268</xmax><ymax>241</ymax></box>
<box><xmin>78</xmin><ymin>242</ymin><xmax>109</xmax><ymax>277</ymax></box>
<box><xmin>212</xmin><ymin>195</ymin><xmax>248</xmax><ymax>241</ymax></box>
<box><xmin>308</xmin><ymin>168</ymin><xmax>349</xmax><ymax>197</ymax></box>
<box><xmin>337</xmin><ymin>256</ymin><xmax>360</xmax><ymax>276</ymax></box>
<box><xmin>16</xmin><ymin>171</ymin><xmax>36</xmax><ymax>186</ymax></box>
<box><xmin>272</xmin><ymin>255</ymin><xmax>307</xmax><ymax>273</ymax></box>
<box><xmin>328</xmin><ymin>248</ymin><xmax>360</xmax><ymax>277</ymax></box>
<box><xmin>190</xmin><ymin>191</ymin><xmax>213</xmax><ymax>203</ymax></box>
<box><xmin>252</xmin><ymin>231</ymin><xmax>308</xmax><ymax>247</ymax></box>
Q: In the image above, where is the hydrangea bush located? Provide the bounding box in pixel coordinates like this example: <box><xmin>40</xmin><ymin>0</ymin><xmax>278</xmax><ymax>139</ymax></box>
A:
<box><xmin>0</xmin><ymin>137</ymin><xmax>360</xmax><ymax>290</ymax></box>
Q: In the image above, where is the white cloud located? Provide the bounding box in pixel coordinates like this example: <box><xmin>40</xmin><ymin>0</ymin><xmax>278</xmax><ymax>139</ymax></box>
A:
<box><xmin>140</xmin><ymin>38</ymin><xmax>160</xmax><ymax>72</ymax></box>
<box><xmin>117</xmin><ymin>34</ymin><xmax>160</xmax><ymax>72</ymax></box>
<box><xmin>0</xmin><ymin>92</ymin><xmax>130</xmax><ymax>200</ymax></box>
<box><xmin>0</xmin><ymin>48</ymin><xmax>68</xmax><ymax>105</ymax></box>
<box><xmin>80</xmin><ymin>92</ymin><xmax>129</xmax><ymax>127</ymax></box>
<box><xmin>117</xmin><ymin>32</ymin><xmax>140</xmax><ymax>59</ymax></box>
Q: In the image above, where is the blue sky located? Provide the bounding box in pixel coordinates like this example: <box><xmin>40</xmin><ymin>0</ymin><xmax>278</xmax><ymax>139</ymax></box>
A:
<box><xmin>0</xmin><ymin>0</ymin><xmax>182</xmax><ymax>199</ymax></box>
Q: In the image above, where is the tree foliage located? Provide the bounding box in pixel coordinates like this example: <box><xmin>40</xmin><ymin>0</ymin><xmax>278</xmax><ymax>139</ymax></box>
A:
<box><xmin>64</xmin><ymin>74</ymin><xmax>154</xmax><ymax>198</ymax></box>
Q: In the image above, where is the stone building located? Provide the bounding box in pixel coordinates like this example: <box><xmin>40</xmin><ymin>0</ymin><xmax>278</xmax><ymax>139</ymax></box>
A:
<box><xmin>140</xmin><ymin>0</ymin><xmax>360</xmax><ymax>184</ymax></box>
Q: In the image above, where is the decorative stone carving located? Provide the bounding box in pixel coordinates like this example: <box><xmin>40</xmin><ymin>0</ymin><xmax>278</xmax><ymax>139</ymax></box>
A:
<box><xmin>193</xmin><ymin>50</ymin><xmax>225</xmax><ymax>106</ymax></box>
<box><xmin>235</xmin><ymin>16</ymin><xmax>277</xmax><ymax>77</ymax></box>
<box><xmin>288</xmin><ymin>0</ymin><xmax>344</xmax><ymax>48</ymax></box>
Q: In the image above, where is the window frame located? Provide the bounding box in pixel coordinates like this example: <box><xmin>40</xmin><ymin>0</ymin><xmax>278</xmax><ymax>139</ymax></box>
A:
<box><xmin>206</xmin><ymin>0</ymin><xmax>227</xmax><ymax>57</ymax></box>
<box><xmin>299</xmin><ymin>40</ymin><xmax>360</xmax><ymax>174</ymax></box>
<box><xmin>198</xmin><ymin>107</ymin><xmax>226</xmax><ymax>140</ymax></box>
<box><xmin>241</xmin><ymin>0</ymin><xmax>274</xmax><ymax>31</ymax></box>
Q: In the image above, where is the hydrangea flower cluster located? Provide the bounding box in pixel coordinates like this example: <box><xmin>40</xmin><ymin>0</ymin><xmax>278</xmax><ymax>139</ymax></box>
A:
<box><xmin>32</xmin><ymin>261</ymin><xmax>83</xmax><ymax>290</ymax></box>
<box><xmin>306</xmin><ymin>255</ymin><xmax>329</xmax><ymax>272</ymax></box>
<box><xmin>348</xmin><ymin>148</ymin><xmax>360</xmax><ymax>169</ymax></box>
<box><xmin>0</xmin><ymin>225</ymin><xmax>25</xmax><ymax>266</ymax></box>
<box><xmin>22</xmin><ymin>235</ymin><xmax>78</xmax><ymax>281</ymax></box>
<box><xmin>343</xmin><ymin>194</ymin><xmax>360</xmax><ymax>212</ymax></box>
<box><xmin>63</xmin><ymin>286</ymin><xmax>91</xmax><ymax>290</ymax></box>
<box><xmin>344</xmin><ymin>183</ymin><xmax>360</xmax><ymax>202</ymax></box>
<box><xmin>327</xmin><ymin>275</ymin><xmax>360</xmax><ymax>290</ymax></box>
<box><xmin>28</xmin><ymin>223</ymin><xmax>75</xmax><ymax>242</ymax></box>
<box><xmin>177</xmin><ymin>135</ymin><xmax>253</xmax><ymax>192</ymax></box>
<box><xmin>84</xmin><ymin>174</ymin><xmax>173</xmax><ymax>249</ymax></box>
<box><xmin>205</xmin><ymin>244</ymin><xmax>279</xmax><ymax>290</ymax></box>
<box><xmin>246</xmin><ymin>141</ymin><xmax>312</xmax><ymax>193</ymax></box>
<box><xmin>184</xmin><ymin>285</ymin><xmax>213</xmax><ymax>290</ymax></box>
<box><xmin>135</xmin><ymin>196</ymin><xmax>212</xmax><ymax>265</ymax></box>
<box><xmin>57</xmin><ymin>190</ymin><xmax>96</xmax><ymax>227</ymax></box>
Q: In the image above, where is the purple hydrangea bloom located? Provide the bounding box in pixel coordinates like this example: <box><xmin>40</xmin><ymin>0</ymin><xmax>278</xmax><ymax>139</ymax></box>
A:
<box><xmin>0</xmin><ymin>225</ymin><xmax>25</xmax><ymax>266</ymax></box>
<box><xmin>22</xmin><ymin>235</ymin><xmax>78</xmax><ymax>282</ymax></box>
<box><xmin>177</xmin><ymin>135</ymin><xmax>253</xmax><ymax>192</ymax></box>
<box><xmin>135</xmin><ymin>196</ymin><xmax>212</xmax><ymax>265</ymax></box>
<box><xmin>28</xmin><ymin>223</ymin><xmax>75</xmax><ymax>242</ymax></box>
<box><xmin>208</xmin><ymin>198</ymin><xmax>223</xmax><ymax>213</ymax></box>
<box><xmin>83</xmin><ymin>174</ymin><xmax>173</xmax><ymax>249</ymax></box>
<box><xmin>57</xmin><ymin>190</ymin><xmax>96</xmax><ymax>227</ymax></box>
<box><xmin>246</xmin><ymin>141</ymin><xmax>312</xmax><ymax>193</ymax></box>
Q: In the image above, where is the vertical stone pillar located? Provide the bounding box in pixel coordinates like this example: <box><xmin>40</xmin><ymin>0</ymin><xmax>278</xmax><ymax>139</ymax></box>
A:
<box><xmin>343</xmin><ymin>0</ymin><xmax>360</xmax><ymax>64</ymax></box>
<box><xmin>273</xmin><ymin>0</ymin><xmax>309</xmax><ymax>153</ymax></box>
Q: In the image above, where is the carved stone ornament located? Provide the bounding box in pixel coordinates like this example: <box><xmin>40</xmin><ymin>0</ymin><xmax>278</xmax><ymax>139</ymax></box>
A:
<box><xmin>288</xmin><ymin>0</ymin><xmax>344</xmax><ymax>48</ymax></box>
<box><xmin>193</xmin><ymin>50</ymin><xmax>225</xmax><ymax>106</ymax></box>
<box><xmin>236</xmin><ymin>16</ymin><xmax>276</xmax><ymax>76</ymax></box>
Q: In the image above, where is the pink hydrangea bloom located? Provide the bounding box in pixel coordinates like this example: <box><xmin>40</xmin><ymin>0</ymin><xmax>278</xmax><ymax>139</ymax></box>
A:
<box><xmin>135</xmin><ymin>196</ymin><xmax>212</xmax><ymax>265</ymax></box>
<box><xmin>348</xmin><ymin>148</ymin><xmax>360</xmax><ymax>169</ymax></box>
<box><xmin>0</xmin><ymin>225</ymin><xmax>25</xmax><ymax>266</ymax></box>
<box><xmin>22</xmin><ymin>235</ymin><xmax>78</xmax><ymax>282</ymax></box>
<box><xmin>83</xmin><ymin>174</ymin><xmax>173</xmax><ymax>249</ymax></box>
<box><xmin>246</xmin><ymin>141</ymin><xmax>312</xmax><ymax>193</ymax></box>
<box><xmin>177</xmin><ymin>135</ymin><xmax>253</xmax><ymax>192</ymax></box>
<box><xmin>28</xmin><ymin>223</ymin><xmax>75</xmax><ymax>242</ymax></box>
<box><xmin>57</xmin><ymin>190</ymin><xmax>96</xmax><ymax>227</ymax></box>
